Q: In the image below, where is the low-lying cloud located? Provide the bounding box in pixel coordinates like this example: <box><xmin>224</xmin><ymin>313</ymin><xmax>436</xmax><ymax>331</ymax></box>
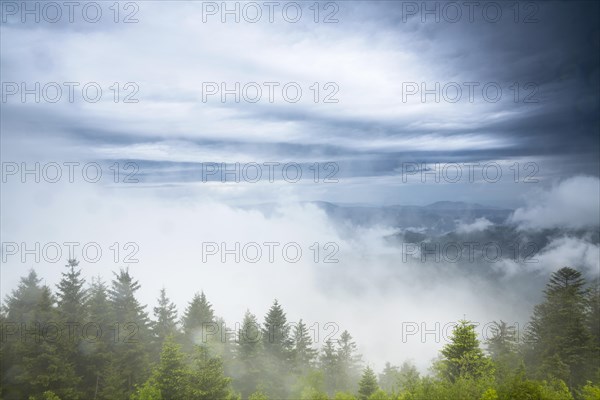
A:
<box><xmin>510</xmin><ymin>176</ymin><xmax>600</xmax><ymax>230</ymax></box>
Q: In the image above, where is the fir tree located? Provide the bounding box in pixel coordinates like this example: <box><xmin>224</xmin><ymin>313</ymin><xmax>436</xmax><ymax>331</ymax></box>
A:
<box><xmin>182</xmin><ymin>292</ymin><xmax>215</xmax><ymax>350</ymax></box>
<box><xmin>153</xmin><ymin>288</ymin><xmax>179</xmax><ymax>345</ymax></box>
<box><xmin>1</xmin><ymin>270</ymin><xmax>44</xmax><ymax>399</ymax></box>
<box><xmin>396</xmin><ymin>361</ymin><xmax>419</xmax><ymax>394</ymax></box>
<box><xmin>319</xmin><ymin>340</ymin><xmax>339</xmax><ymax>396</ymax></box>
<box><xmin>336</xmin><ymin>330</ymin><xmax>362</xmax><ymax>392</ymax></box>
<box><xmin>83</xmin><ymin>278</ymin><xmax>112</xmax><ymax>399</ymax></box>
<box><xmin>55</xmin><ymin>259</ymin><xmax>88</xmax><ymax>396</ymax></box>
<box><xmin>526</xmin><ymin>267</ymin><xmax>594</xmax><ymax>387</ymax></box>
<box><xmin>153</xmin><ymin>336</ymin><xmax>189</xmax><ymax>399</ymax></box>
<box><xmin>234</xmin><ymin>310</ymin><xmax>263</xmax><ymax>398</ymax></box>
<box><xmin>486</xmin><ymin>320</ymin><xmax>520</xmax><ymax>384</ymax></box>
<box><xmin>439</xmin><ymin>320</ymin><xmax>494</xmax><ymax>382</ymax></box>
<box><xmin>188</xmin><ymin>345</ymin><xmax>234</xmax><ymax>399</ymax></box>
<box><xmin>261</xmin><ymin>300</ymin><xmax>292</xmax><ymax>398</ymax></box>
<box><xmin>3</xmin><ymin>269</ymin><xmax>44</xmax><ymax>322</ymax></box>
<box><xmin>56</xmin><ymin>259</ymin><xmax>87</xmax><ymax>322</ymax></box>
<box><xmin>378</xmin><ymin>362</ymin><xmax>400</xmax><ymax>393</ymax></box>
<box><xmin>291</xmin><ymin>319</ymin><xmax>318</xmax><ymax>374</ymax></box>
<box><xmin>357</xmin><ymin>366</ymin><xmax>378</xmax><ymax>400</ymax></box>
<box><xmin>586</xmin><ymin>279</ymin><xmax>600</xmax><ymax>373</ymax></box>
<box><xmin>487</xmin><ymin>320</ymin><xmax>517</xmax><ymax>359</ymax></box>
<box><xmin>261</xmin><ymin>300</ymin><xmax>292</xmax><ymax>360</ymax></box>
<box><xmin>107</xmin><ymin>269</ymin><xmax>151</xmax><ymax>397</ymax></box>
<box><xmin>9</xmin><ymin>285</ymin><xmax>82</xmax><ymax>399</ymax></box>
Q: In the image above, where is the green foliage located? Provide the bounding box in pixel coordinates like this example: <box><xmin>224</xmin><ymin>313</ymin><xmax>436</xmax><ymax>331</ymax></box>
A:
<box><xmin>358</xmin><ymin>367</ymin><xmax>379</xmax><ymax>400</ymax></box>
<box><xmin>487</xmin><ymin>321</ymin><xmax>517</xmax><ymax>359</ymax></box>
<box><xmin>320</xmin><ymin>340</ymin><xmax>339</xmax><ymax>395</ymax></box>
<box><xmin>587</xmin><ymin>281</ymin><xmax>600</xmax><ymax>344</ymax></box>
<box><xmin>497</xmin><ymin>372</ymin><xmax>574</xmax><ymax>400</ymax></box>
<box><xmin>248</xmin><ymin>390</ymin><xmax>269</xmax><ymax>400</ymax></box>
<box><xmin>318</xmin><ymin>330</ymin><xmax>363</xmax><ymax>396</ymax></box>
<box><xmin>378</xmin><ymin>362</ymin><xmax>400</xmax><ymax>393</ymax></box>
<box><xmin>292</xmin><ymin>370</ymin><xmax>327</xmax><ymax>400</ymax></box>
<box><xmin>5</xmin><ymin>283</ymin><xmax>81</xmax><ymax>400</ymax></box>
<box><xmin>133</xmin><ymin>339</ymin><xmax>235</xmax><ymax>400</ymax></box>
<box><xmin>130</xmin><ymin>379</ymin><xmax>162</xmax><ymax>400</ymax></box>
<box><xmin>526</xmin><ymin>267</ymin><xmax>595</xmax><ymax>388</ymax></box>
<box><xmin>2</xmin><ymin>266</ymin><xmax>598</xmax><ymax>400</ymax></box>
<box><xmin>261</xmin><ymin>300</ymin><xmax>292</xmax><ymax>399</ymax></box>
<box><xmin>539</xmin><ymin>379</ymin><xmax>574</xmax><ymax>400</ymax></box>
<box><xmin>188</xmin><ymin>345</ymin><xmax>233</xmax><ymax>399</ymax></box>
<box><xmin>480</xmin><ymin>388</ymin><xmax>498</xmax><ymax>400</ymax></box>
<box><xmin>334</xmin><ymin>392</ymin><xmax>357</xmax><ymax>400</ymax></box>
<box><xmin>579</xmin><ymin>381</ymin><xmax>600</xmax><ymax>400</ymax></box>
<box><xmin>337</xmin><ymin>330</ymin><xmax>363</xmax><ymax>391</ymax></box>
<box><xmin>396</xmin><ymin>361</ymin><xmax>420</xmax><ymax>393</ymax></box>
<box><xmin>152</xmin><ymin>288</ymin><xmax>179</xmax><ymax>346</ymax></box>
<box><xmin>234</xmin><ymin>310</ymin><xmax>263</xmax><ymax>398</ymax></box>
<box><xmin>439</xmin><ymin>320</ymin><xmax>494</xmax><ymax>382</ymax></box>
<box><xmin>26</xmin><ymin>391</ymin><xmax>63</xmax><ymax>400</ymax></box>
<box><xmin>55</xmin><ymin>259</ymin><xmax>89</xmax><ymax>397</ymax></box>
<box><xmin>368</xmin><ymin>389</ymin><xmax>390</xmax><ymax>400</ymax></box>
<box><xmin>56</xmin><ymin>259</ymin><xmax>87</xmax><ymax>322</ymax></box>
<box><xmin>300</xmin><ymin>387</ymin><xmax>330</xmax><ymax>400</ymax></box>
<box><xmin>182</xmin><ymin>292</ymin><xmax>215</xmax><ymax>350</ymax></box>
<box><xmin>292</xmin><ymin>319</ymin><xmax>319</xmax><ymax>374</ymax></box>
<box><xmin>153</xmin><ymin>337</ymin><xmax>189</xmax><ymax>399</ymax></box>
<box><xmin>107</xmin><ymin>268</ymin><xmax>152</xmax><ymax>397</ymax></box>
<box><xmin>82</xmin><ymin>277</ymin><xmax>112</xmax><ymax>397</ymax></box>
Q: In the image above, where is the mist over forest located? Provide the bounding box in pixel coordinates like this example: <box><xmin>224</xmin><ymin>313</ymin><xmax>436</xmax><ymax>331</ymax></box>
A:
<box><xmin>1</xmin><ymin>0</ymin><xmax>599</xmax><ymax>399</ymax></box>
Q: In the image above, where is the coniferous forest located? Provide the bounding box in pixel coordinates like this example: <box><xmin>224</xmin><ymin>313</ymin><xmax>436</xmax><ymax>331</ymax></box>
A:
<box><xmin>2</xmin><ymin>0</ymin><xmax>600</xmax><ymax>399</ymax></box>
<box><xmin>0</xmin><ymin>261</ymin><xmax>598</xmax><ymax>400</ymax></box>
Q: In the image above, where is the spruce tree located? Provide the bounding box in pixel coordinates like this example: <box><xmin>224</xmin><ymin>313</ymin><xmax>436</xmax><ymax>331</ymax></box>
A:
<box><xmin>486</xmin><ymin>320</ymin><xmax>520</xmax><ymax>384</ymax></box>
<box><xmin>396</xmin><ymin>361</ymin><xmax>420</xmax><ymax>393</ymax></box>
<box><xmin>83</xmin><ymin>278</ymin><xmax>112</xmax><ymax>399</ymax></box>
<box><xmin>3</xmin><ymin>269</ymin><xmax>44</xmax><ymax>322</ymax></box>
<box><xmin>526</xmin><ymin>267</ymin><xmax>594</xmax><ymax>388</ymax></box>
<box><xmin>107</xmin><ymin>268</ymin><xmax>151</xmax><ymax>397</ymax></box>
<box><xmin>234</xmin><ymin>310</ymin><xmax>263</xmax><ymax>398</ymax></box>
<box><xmin>56</xmin><ymin>259</ymin><xmax>87</xmax><ymax>322</ymax></box>
<box><xmin>261</xmin><ymin>300</ymin><xmax>292</xmax><ymax>359</ymax></box>
<box><xmin>55</xmin><ymin>259</ymin><xmax>88</xmax><ymax>396</ymax></box>
<box><xmin>439</xmin><ymin>320</ymin><xmax>494</xmax><ymax>382</ymax></box>
<box><xmin>153</xmin><ymin>288</ymin><xmax>179</xmax><ymax>345</ymax></box>
<box><xmin>336</xmin><ymin>330</ymin><xmax>362</xmax><ymax>392</ymax></box>
<box><xmin>587</xmin><ymin>279</ymin><xmax>600</xmax><ymax>373</ymax></box>
<box><xmin>487</xmin><ymin>320</ymin><xmax>517</xmax><ymax>359</ymax></box>
<box><xmin>189</xmin><ymin>345</ymin><xmax>234</xmax><ymax>399</ymax></box>
<box><xmin>153</xmin><ymin>336</ymin><xmax>190</xmax><ymax>399</ymax></box>
<box><xmin>378</xmin><ymin>362</ymin><xmax>400</xmax><ymax>393</ymax></box>
<box><xmin>357</xmin><ymin>366</ymin><xmax>378</xmax><ymax>400</ymax></box>
<box><xmin>291</xmin><ymin>319</ymin><xmax>318</xmax><ymax>374</ymax></box>
<box><xmin>319</xmin><ymin>339</ymin><xmax>339</xmax><ymax>396</ymax></box>
<box><xmin>261</xmin><ymin>300</ymin><xmax>292</xmax><ymax>398</ymax></box>
<box><xmin>1</xmin><ymin>270</ymin><xmax>44</xmax><ymax>399</ymax></box>
<box><xmin>182</xmin><ymin>292</ymin><xmax>215</xmax><ymax>350</ymax></box>
<box><xmin>9</xmin><ymin>285</ymin><xmax>82</xmax><ymax>399</ymax></box>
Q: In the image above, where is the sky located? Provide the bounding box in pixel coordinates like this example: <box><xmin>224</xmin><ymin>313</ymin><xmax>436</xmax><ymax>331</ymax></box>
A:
<box><xmin>1</xmin><ymin>0</ymin><xmax>599</xmax><ymax>371</ymax></box>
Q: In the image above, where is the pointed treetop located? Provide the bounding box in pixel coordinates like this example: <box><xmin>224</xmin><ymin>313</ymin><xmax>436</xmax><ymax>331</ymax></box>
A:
<box><xmin>547</xmin><ymin>267</ymin><xmax>585</xmax><ymax>291</ymax></box>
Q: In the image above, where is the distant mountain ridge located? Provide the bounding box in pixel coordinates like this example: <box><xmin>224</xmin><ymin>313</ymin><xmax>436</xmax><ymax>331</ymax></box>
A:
<box><xmin>308</xmin><ymin>201</ymin><xmax>512</xmax><ymax>233</ymax></box>
<box><xmin>242</xmin><ymin>201</ymin><xmax>513</xmax><ymax>234</ymax></box>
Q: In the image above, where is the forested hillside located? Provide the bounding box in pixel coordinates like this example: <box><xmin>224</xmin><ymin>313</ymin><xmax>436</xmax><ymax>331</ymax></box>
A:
<box><xmin>0</xmin><ymin>261</ymin><xmax>598</xmax><ymax>400</ymax></box>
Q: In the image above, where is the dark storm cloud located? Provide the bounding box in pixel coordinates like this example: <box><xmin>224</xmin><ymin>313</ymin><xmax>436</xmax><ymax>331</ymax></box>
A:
<box><xmin>1</xmin><ymin>1</ymin><xmax>598</xmax><ymax>193</ymax></box>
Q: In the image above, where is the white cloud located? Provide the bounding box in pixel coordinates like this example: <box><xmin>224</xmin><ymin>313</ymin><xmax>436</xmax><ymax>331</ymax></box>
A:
<box><xmin>510</xmin><ymin>176</ymin><xmax>600</xmax><ymax>230</ymax></box>
<box><xmin>494</xmin><ymin>236</ymin><xmax>600</xmax><ymax>278</ymax></box>
<box><xmin>456</xmin><ymin>217</ymin><xmax>493</xmax><ymax>233</ymax></box>
<box><xmin>0</xmin><ymin>180</ymin><xmax>533</xmax><ymax>372</ymax></box>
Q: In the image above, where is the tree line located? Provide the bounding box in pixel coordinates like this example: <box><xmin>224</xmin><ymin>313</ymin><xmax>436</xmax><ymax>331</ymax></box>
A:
<box><xmin>0</xmin><ymin>261</ymin><xmax>598</xmax><ymax>400</ymax></box>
